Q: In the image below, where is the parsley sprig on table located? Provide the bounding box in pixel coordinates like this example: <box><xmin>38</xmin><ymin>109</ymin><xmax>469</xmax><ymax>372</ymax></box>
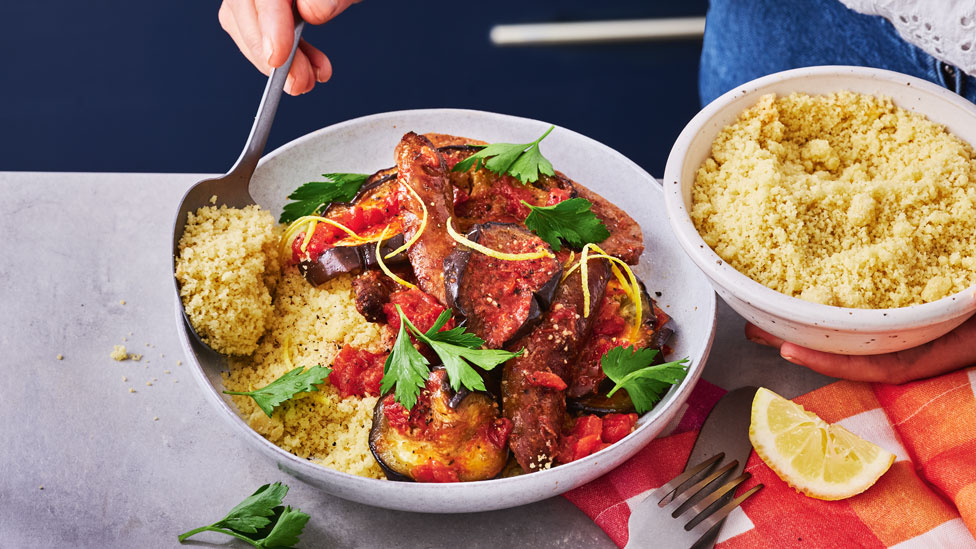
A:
<box><xmin>451</xmin><ymin>126</ymin><xmax>556</xmax><ymax>184</ymax></box>
<box><xmin>279</xmin><ymin>172</ymin><xmax>370</xmax><ymax>224</ymax></box>
<box><xmin>602</xmin><ymin>345</ymin><xmax>689</xmax><ymax>414</ymax></box>
<box><xmin>224</xmin><ymin>365</ymin><xmax>332</xmax><ymax>418</ymax></box>
<box><xmin>177</xmin><ymin>482</ymin><xmax>309</xmax><ymax>548</ymax></box>
<box><xmin>381</xmin><ymin>306</ymin><xmax>522</xmax><ymax>410</ymax></box>
<box><xmin>522</xmin><ymin>197</ymin><xmax>610</xmax><ymax>251</ymax></box>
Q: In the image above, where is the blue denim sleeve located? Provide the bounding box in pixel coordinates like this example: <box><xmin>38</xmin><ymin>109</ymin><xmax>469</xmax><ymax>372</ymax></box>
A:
<box><xmin>698</xmin><ymin>0</ymin><xmax>976</xmax><ymax>106</ymax></box>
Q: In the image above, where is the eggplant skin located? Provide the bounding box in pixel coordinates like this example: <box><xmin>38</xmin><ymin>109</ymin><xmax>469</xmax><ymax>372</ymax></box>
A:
<box><xmin>444</xmin><ymin>222</ymin><xmax>561</xmax><ymax>349</ymax></box>
<box><xmin>369</xmin><ymin>369</ymin><xmax>511</xmax><ymax>482</ymax></box>
<box><xmin>298</xmin><ymin>234</ymin><xmax>408</xmax><ymax>287</ymax></box>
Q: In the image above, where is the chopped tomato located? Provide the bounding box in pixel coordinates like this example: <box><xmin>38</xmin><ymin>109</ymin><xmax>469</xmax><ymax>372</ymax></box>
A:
<box><xmin>526</xmin><ymin>371</ymin><xmax>568</xmax><ymax>391</ymax></box>
<box><xmin>572</xmin><ymin>415</ymin><xmax>604</xmax><ymax>439</ymax></box>
<box><xmin>383</xmin><ymin>288</ymin><xmax>455</xmax><ymax>334</ymax></box>
<box><xmin>382</xmin><ymin>391</ymin><xmax>434</xmax><ymax>436</ymax></box>
<box><xmin>482</xmin><ymin>417</ymin><xmax>514</xmax><ymax>449</ymax></box>
<box><xmin>328</xmin><ymin>346</ymin><xmax>386</xmax><ymax>398</ymax></box>
<box><xmin>557</xmin><ymin>413</ymin><xmax>638</xmax><ymax>463</ymax></box>
<box><xmin>411</xmin><ymin>458</ymin><xmax>461</xmax><ymax>483</ymax></box>
<box><xmin>601</xmin><ymin>413</ymin><xmax>638</xmax><ymax>444</ymax></box>
<box><xmin>452</xmin><ymin>185</ymin><xmax>470</xmax><ymax>208</ymax></box>
<box><xmin>546</xmin><ymin>187</ymin><xmax>572</xmax><ymax>205</ymax></box>
<box><xmin>289</xmin><ymin>191</ymin><xmax>400</xmax><ymax>264</ymax></box>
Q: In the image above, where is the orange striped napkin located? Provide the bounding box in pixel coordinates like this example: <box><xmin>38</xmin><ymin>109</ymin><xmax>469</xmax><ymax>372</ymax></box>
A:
<box><xmin>565</xmin><ymin>367</ymin><xmax>976</xmax><ymax>547</ymax></box>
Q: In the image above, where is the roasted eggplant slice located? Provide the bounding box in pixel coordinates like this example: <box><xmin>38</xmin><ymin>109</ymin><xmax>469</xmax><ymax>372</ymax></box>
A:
<box><xmin>322</xmin><ymin>169</ymin><xmax>398</xmax><ymax>217</ymax></box>
<box><xmin>567</xmin><ymin>277</ymin><xmax>674</xmax><ymax>400</ymax></box>
<box><xmin>568</xmin><ymin>381</ymin><xmax>636</xmax><ymax>414</ymax></box>
<box><xmin>369</xmin><ymin>368</ymin><xmax>512</xmax><ymax>482</ymax></box>
<box><xmin>298</xmin><ymin>234</ymin><xmax>408</xmax><ymax>286</ymax></box>
<box><xmin>444</xmin><ymin>222</ymin><xmax>561</xmax><ymax>349</ymax></box>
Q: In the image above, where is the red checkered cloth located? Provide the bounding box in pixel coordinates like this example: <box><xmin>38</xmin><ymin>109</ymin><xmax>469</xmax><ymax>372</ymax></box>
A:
<box><xmin>565</xmin><ymin>368</ymin><xmax>976</xmax><ymax>547</ymax></box>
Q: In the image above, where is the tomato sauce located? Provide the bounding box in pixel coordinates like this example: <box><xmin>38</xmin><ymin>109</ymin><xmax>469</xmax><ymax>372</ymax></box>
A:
<box><xmin>328</xmin><ymin>346</ymin><xmax>386</xmax><ymax>398</ymax></box>
<box><xmin>411</xmin><ymin>458</ymin><xmax>460</xmax><ymax>483</ymax></box>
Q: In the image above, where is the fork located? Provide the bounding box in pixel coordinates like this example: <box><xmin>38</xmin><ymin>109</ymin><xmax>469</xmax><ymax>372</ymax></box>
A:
<box><xmin>624</xmin><ymin>453</ymin><xmax>763</xmax><ymax>549</ymax></box>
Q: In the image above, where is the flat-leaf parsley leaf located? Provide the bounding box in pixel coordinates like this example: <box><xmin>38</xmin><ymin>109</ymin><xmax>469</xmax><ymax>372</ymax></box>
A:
<box><xmin>381</xmin><ymin>308</ymin><xmax>522</xmax><ymax>409</ymax></box>
<box><xmin>177</xmin><ymin>482</ymin><xmax>309</xmax><ymax>549</ymax></box>
<box><xmin>522</xmin><ymin>197</ymin><xmax>610</xmax><ymax>251</ymax></box>
<box><xmin>602</xmin><ymin>345</ymin><xmax>689</xmax><ymax>414</ymax></box>
<box><xmin>279</xmin><ymin>172</ymin><xmax>370</xmax><ymax>224</ymax></box>
<box><xmin>451</xmin><ymin>126</ymin><xmax>555</xmax><ymax>184</ymax></box>
<box><xmin>223</xmin><ymin>365</ymin><xmax>332</xmax><ymax>418</ymax></box>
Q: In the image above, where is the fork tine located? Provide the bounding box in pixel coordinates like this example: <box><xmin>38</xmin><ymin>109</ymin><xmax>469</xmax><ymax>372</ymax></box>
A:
<box><xmin>688</xmin><ymin>483</ymin><xmax>764</xmax><ymax>543</ymax></box>
<box><xmin>685</xmin><ymin>471</ymin><xmax>752</xmax><ymax>528</ymax></box>
<box><xmin>669</xmin><ymin>460</ymin><xmax>739</xmax><ymax>518</ymax></box>
<box><xmin>657</xmin><ymin>453</ymin><xmax>724</xmax><ymax>506</ymax></box>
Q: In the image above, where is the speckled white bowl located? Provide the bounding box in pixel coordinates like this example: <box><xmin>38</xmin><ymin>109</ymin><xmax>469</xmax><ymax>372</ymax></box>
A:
<box><xmin>176</xmin><ymin>109</ymin><xmax>717</xmax><ymax>513</ymax></box>
<box><xmin>663</xmin><ymin>66</ymin><xmax>976</xmax><ymax>355</ymax></box>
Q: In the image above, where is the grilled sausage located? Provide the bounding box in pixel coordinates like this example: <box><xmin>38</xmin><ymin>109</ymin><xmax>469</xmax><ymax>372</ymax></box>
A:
<box><xmin>501</xmin><ymin>257</ymin><xmax>611</xmax><ymax>472</ymax></box>
<box><xmin>395</xmin><ymin>132</ymin><xmax>456</xmax><ymax>305</ymax></box>
<box><xmin>571</xmin><ymin>182</ymin><xmax>644</xmax><ymax>265</ymax></box>
<box><xmin>351</xmin><ymin>269</ymin><xmax>400</xmax><ymax>323</ymax></box>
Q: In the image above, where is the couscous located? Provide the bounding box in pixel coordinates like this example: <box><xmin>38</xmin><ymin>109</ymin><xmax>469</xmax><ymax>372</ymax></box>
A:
<box><xmin>691</xmin><ymin>91</ymin><xmax>976</xmax><ymax>309</ymax></box>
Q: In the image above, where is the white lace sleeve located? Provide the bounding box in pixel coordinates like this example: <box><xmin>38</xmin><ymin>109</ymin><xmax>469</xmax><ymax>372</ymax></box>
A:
<box><xmin>839</xmin><ymin>0</ymin><xmax>976</xmax><ymax>76</ymax></box>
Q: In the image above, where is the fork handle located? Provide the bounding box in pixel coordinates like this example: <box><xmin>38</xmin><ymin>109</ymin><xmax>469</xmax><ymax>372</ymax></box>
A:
<box><xmin>227</xmin><ymin>3</ymin><xmax>305</xmax><ymax>180</ymax></box>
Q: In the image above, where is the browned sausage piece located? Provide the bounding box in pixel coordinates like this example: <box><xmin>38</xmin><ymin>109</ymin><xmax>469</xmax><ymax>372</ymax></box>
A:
<box><xmin>501</xmin><ymin>257</ymin><xmax>611</xmax><ymax>472</ymax></box>
<box><xmin>571</xmin><ymin>180</ymin><xmax>644</xmax><ymax>265</ymax></box>
<box><xmin>428</xmin><ymin>132</ymin><xmax>644</xmax><ymax>265</ymax></box>
<box><xmin>351</xmin><ymin>269</ymin><xmax>400</xmax><ymax>323</ymax></box>
<box><xmin>395</xmin><ymin>132</ymin><xmax>456</xmax><ymax>305</ymax></box>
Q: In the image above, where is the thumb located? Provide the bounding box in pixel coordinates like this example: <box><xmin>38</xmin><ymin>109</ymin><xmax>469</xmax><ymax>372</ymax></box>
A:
<box><xmin>297</xmin><ymin>0</ymin><xmax>361</xmax><ymax>25</ymax></box>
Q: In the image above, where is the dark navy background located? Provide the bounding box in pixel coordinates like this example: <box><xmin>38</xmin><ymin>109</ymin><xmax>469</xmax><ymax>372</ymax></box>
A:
<box><xmin>0</xmin><ymin>1</ymin><xmax>707</xmax><ymax>175</ymax></box>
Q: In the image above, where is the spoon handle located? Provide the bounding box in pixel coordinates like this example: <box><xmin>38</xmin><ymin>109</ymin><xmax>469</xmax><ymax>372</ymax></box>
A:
<box><xmin>228</xmin><ymin>4</ymin><xmax>306</xmax><ymax>180</ymax></box>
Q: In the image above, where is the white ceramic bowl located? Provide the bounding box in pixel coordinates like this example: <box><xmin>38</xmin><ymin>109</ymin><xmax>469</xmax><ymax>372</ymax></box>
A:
<box><xmin>663</xmin><ymin>66</ymin><xmax>976</xmax><ymax>355</ymax></box>
<box><xmin>176</xmin><ymin>108</ymin><xmax>717</xmax><ymax>513</ymax></box>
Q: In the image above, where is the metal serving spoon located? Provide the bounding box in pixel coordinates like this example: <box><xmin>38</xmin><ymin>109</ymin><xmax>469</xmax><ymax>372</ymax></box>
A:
<box><xmin>172</xmin><ymin>7</ymin><xmax>305</xmax><ymax>349</ymax></box>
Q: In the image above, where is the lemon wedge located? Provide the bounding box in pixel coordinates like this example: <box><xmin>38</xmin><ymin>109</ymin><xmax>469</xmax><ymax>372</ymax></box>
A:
<box><xmin>749</xmin><ymin>387</ymin><xmax>895</xmax><ymax>500</ymax></box>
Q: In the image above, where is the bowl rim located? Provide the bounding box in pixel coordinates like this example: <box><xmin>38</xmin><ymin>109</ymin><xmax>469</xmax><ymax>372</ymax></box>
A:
<box><xmin>663</xmin><ymin>65</ymin><xmax>976</xmax><ymax>332</ymax></box>
<box><xmin>179</xmin><ymin>107</ymin><xmax>718</xmax><ymax>509</ymax></box>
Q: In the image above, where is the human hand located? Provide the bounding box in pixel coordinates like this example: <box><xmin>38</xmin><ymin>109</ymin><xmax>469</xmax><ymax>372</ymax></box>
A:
<box><xmin>745</xmin><ymin>315</ymin><xmax>976</xmax><ymax>384</ymax></box>
<box><xmin>218</xmin><ymin>0</ymin><xmax>360</xmax><ymax>95</ymax></box>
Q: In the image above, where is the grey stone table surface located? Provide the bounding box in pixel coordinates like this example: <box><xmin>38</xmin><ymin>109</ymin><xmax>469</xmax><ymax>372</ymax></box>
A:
<box><xmin>0</xmin><ymin>172</ymin><xmax>834</xmax><ymax>548</ymax></box>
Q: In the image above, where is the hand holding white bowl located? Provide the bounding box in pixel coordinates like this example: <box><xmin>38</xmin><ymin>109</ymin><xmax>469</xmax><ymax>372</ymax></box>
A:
<box><xmin>745</xmin><ymin>316</ymin><xmax>976</xmax><ymax>384</ymax></box>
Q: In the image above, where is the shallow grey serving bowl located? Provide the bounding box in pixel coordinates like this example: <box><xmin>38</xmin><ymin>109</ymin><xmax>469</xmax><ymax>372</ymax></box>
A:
<box><xmin>175</xmin><ymin>108</ymin><xmax>717</xmax><ymax>513</ymax></box>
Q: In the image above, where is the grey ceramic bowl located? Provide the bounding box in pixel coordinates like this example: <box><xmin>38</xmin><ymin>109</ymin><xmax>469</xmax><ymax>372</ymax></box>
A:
<box><xmin>175</xmin><ymin>108</ymin><xmax>717</xmax><ymax>513</ymax></box>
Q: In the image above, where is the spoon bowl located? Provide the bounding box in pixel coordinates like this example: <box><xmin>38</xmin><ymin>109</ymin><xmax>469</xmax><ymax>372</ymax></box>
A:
<box><xmin>172</xmin><ymin>9</ymin><xmax>305</xmax><ymax>349</ymax></box>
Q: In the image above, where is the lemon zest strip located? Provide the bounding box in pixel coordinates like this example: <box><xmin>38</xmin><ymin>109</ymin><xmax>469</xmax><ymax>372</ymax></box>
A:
<box><xmin>564</xmin><ymin>243</ymin><xmax>643</xmax><ymax>340</ymax></box>
<box><xmin>375</xmin><ymin>224</ymin><xmax>415</xmax><ymax>289</ymax></box>
<box><xmin>446</xmin><ymin>217</ymin><xmax>555</xmax><ymax>261</ymax></box>
<box><xmin>384</xmin><ymin>181</ymin><xmax>426</xmax><ymax>259</ymax></box>
<box><xmin>279</xmin><ymin>215</ymin><xmax>371</xmax><ymax>259</ymax></box>
<box><xmin>300</xmin><ymin>220</ymin><xmax>317</xmax><ymax>254</ymax></box>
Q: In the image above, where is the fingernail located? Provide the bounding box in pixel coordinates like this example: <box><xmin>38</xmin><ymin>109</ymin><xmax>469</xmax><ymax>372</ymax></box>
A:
<box><xmin>285</xmin><ymin>74</ymin><xmax>295</xmax><ymax>94</ymax></box>
<box><xmin>781</xmin><ymin>353</ymin><xmax>805</xmax><ymax>366</ymax></box>
<box><xmin>263</xmin><ymin>35</ymin><xmax>274</xmax><ymax>64</ymax></box>
<box><xmin>314</xmin><ymin>66</ymin><xmax>329</xmax><ymax>83</ymax></box>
